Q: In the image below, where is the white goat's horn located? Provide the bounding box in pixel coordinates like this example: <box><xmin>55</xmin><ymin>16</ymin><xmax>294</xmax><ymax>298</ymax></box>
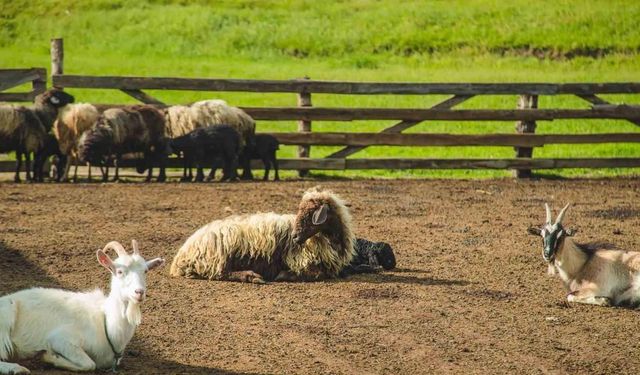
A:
<box><xmin>555</xmin><ymin>203</ymin><xmax>571</xmax><ymax>225</ymax></box>
<box><xmin>545</xmin><ymin>203</ymin><xmax>552</xmax><ymax>224</ymax></box>
<box><xmin>131</xmin><ymin>239</ymin><xmax>140</xmax><ymax>255</ymax></box>
<box><xmin>102</xmin><ymin>241</ymin><xmax>128</xmax><ymax>258</ymax></box>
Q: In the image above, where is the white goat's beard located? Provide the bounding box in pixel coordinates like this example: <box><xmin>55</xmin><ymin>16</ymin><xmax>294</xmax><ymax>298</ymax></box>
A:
<box><xmin>126</xmin><ymin>301</ymin><xmax>142</xmax><ymax>326</ymax></box>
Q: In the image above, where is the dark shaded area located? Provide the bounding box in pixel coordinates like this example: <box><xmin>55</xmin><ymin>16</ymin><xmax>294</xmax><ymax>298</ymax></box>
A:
<box><xmin>588</xmin><ymin>207</ymin><xmax>640</xmax><ymax>220</ymax></box>
<box><xmin>0</xmin><ymin>240</ymin><xmax>61</xmax><ymax>293</ymax></box>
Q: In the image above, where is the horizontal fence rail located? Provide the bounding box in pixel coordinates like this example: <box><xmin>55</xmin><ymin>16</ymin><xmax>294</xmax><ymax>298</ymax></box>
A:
<box><xmin>241</xmin><ymin>106</ymin><xmax>640</xmax><ymax>121</ymax></box>
<box><xmin>0</xmin><ymin>68</ymin><xmax>47</xmax><ymax>102</ymax></box>
<box><xmin>53</xmin><ymin>75</ymin><xmax>640</xmax><ymax>95</ymax></box>
<box><xmin>266</xmin><ymin>132</ymin><xmax>640</xmax><ymax>147</ymax></box>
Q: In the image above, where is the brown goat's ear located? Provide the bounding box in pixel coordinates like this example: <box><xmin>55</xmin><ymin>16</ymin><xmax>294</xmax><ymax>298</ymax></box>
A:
<box><xmin>527</xmin><ymin>226</ymin><xmax>541</xmax><ymax>236</ymax></box>
<box><xmin>312</xmin><ymin>203</ymin><xmax>329</xmax><ymax>225</ymax></box>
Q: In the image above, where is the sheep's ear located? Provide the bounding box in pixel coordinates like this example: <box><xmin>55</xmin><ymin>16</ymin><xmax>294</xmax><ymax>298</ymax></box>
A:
<box><xmin>312</xmin><ymin>203</ymin><xmax>329</xmax><ymax>225</ymax></box>
<box><xmin>96</xmin><ymin>249</ymin><xmax>115</xmax><ymax>274</ymax></box>
<box><xmin>527</xmin><ymin>226</ymin><xmax>541</xmax><ymax>236</ymax></box>
<box><xmin>146</xmin><ymin>258</ymin><xmax>165</xmax><ymax>272</ymax></box>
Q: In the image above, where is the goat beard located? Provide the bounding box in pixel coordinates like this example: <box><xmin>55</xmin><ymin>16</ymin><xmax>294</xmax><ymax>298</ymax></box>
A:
<box><xmin>125</xmin><ymin>301</ymin><xmax>142</xmax><ymax>326</ymax></box>
<box><xmin>547</xmin><ymin>263</ymin><xmax>557</xmax><ymax>276</ymax></box>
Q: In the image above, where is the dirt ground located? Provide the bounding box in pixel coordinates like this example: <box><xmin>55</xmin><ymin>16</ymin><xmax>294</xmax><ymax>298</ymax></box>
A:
<box><xmin>1</xmin><ymin>178</ymin><xmax>640</xmax><ymax>374</ymax></box>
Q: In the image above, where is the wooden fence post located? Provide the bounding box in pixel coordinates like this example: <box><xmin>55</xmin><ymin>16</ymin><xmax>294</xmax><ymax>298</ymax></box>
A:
<box><xmin>51</xmin><ymin>38</ymin><xmax>63</xmax><ymax>86</ymax></box>
<box><xmin>297</xmin><ymin>76</ymin><xmax>312</xmax><ymax>177</ymax></box>
<box><xmin>513</xmin><ymin>94</ymin><xmax>538</xmax><ymax>178</ymax></box>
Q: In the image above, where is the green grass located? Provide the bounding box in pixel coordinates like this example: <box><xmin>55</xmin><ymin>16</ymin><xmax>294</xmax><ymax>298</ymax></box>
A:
<box><xmin>1</xmin><ymin>0</ymin><xmax>640</xmax><ymax>178</ymax></box>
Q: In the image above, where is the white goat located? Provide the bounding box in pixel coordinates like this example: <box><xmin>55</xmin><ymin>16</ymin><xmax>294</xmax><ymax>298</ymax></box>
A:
<box><xmin>0</xmin><ymin>241</ymin><xmax>164</xmax><ymax>374</ymax></box>
<box><xmin>528</xmin><ymin>203</ymin><xmax>640</xmax><ymax>307</ymax></box>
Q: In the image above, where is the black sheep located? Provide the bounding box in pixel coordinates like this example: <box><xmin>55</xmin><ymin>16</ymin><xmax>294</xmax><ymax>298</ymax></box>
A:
<box><xmin>169</xmin><ymin>125</ymin><xmax>241</xmax><ymax>182</ymax></box>
<box><xmin>340</xmin><ymin>238</ymin><xmax>396</xmax><ymax>276</ymax></box>
<box><xmin>241</xmin><ymin>134</ymin><xmax>280</xmax><ymax>181</ymax></box>
<box><xmin>32</xmin><ymin>134</ymin><xmax>66</xmax><ymax>182</ymax></box>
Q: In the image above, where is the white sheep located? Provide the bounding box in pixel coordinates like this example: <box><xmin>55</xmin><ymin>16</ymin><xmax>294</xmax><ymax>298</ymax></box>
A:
<box><xmin>528</xmin><ymin>203</ymin><xmax>640</xmax><ymax>307</ymax></box>
<box><xmin>52</xmin><ymin>102</ymin><xmax>100</xmax><ymax>181</ymax></box>
<box><xmin>170</xmin><ymin>187</ymin><xmax>355</xmax><ymax>283</ymax></box>
<box><xmin>0</xmin><ymin>240</ymin><xmax>164</xmax><ymax>374</ymax></box>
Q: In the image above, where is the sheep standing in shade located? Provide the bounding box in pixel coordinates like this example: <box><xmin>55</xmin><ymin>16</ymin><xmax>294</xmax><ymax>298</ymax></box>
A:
<box><xmin>79</xmin><ymin>105</ymin><xmax>167</xmax><ymax>182</ymax></box>
<box><xmin>0</xmin><ymin>89</ymin><xmax>74</xmax><ymax>182</ymax></box>
<box><xmin>52</xmin><ymin>102</ymin><xmax>100</xmax><ymax>181</ymax></box>
<box><xmin>242</xmin><ymin>134</ymin><xmax>280</xmax><ymax>181</ymax></box>
<box><xmin>170</xmin><ymin>188</ymin><xmax>355</xmax><ymax>283</ymax></box>
<box><xmin>163</xmin><ymin>99</ymin><xmax>256</xmax><ymax>180</ymax></box>
<box><xmin>168</xmin><ymin>125</ymin><xmax>241</xmax><ymax>182</ymax></box>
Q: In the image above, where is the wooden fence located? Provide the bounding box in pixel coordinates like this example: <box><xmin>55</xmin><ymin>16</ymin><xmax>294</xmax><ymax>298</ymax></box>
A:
<box><xmin>2</xmin><ymin>38</ymin><xmax>640</xmax><ymax>178</ymax></box>
<box><xmin>0</xmin><ymin>68</ymin><xmax>47</xmax><ymax>102</ymax></box>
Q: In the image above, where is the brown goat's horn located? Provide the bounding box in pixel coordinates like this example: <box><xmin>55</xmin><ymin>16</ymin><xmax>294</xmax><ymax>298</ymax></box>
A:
<box><xmin>131</xmin><ymin>239</ymin><xmax>140</xmax><ymax>255</ymax></box>
<box><xmin>555</xmin><ymin>203</ymin><xmax>571</xmax><ymax>225</ymax></box>
<box><xmin>545</xmin><ymin>203</ymin><xmax>552</xmax><ymax>224</ymax></box>
<box><xmin>102</xmin><ymin>241</ymin><xmax>128</xmax><ymax>258</ymax></box>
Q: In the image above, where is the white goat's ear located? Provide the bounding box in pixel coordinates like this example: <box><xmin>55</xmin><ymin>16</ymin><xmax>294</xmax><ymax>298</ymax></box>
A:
<box><xmin>146</xmin><ymin>258</ymin><xmax>165</xmax><ymax>271</ymax></box>
<box><xmin>96</xmin><ymin>249</ymin><xmax>115</xmax><ymax>273</ymax></box>
<box><xmin>312</xmin><ymin>203</ymin><xmax>329</xmax><ymax>225</ymax></box>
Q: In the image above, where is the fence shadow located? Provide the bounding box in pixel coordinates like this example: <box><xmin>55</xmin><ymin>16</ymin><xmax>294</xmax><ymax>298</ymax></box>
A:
<box><xmin>0</xmin><ymin>240</ymin><xmax>61</xmax><ymax>293</ymax></box>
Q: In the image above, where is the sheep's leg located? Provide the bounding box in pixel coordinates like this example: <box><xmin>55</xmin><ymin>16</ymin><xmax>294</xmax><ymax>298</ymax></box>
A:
<box><xmin>102</xmin><ymin>164</ymin><xmax>109</xmax><ymax>182</ymax></box>
<box><xmin>113</xmin><ymin>157</ymin><xmax>121</xmax><ymax>182</ymax></box>
<box><xmin>240</xmin><ymin>149</ymin><xmax>253</xmax><ymax>180</ymax></box>
<box><xmin>273</xmin><ymin>157</ymin><xmax>280</xmax><ymax>181</ymax></box>
<box><xmin>261</xmin><ymin>157</ymin><xmax>270</xmax><ymax>181</ymax></box>
<box><xmin>206</xmin><ymin>167</ymin><xmax>216</xmax><ymax>182</ymax></box>
<box><xmin>41</xmin><ymin>334</ymin><xmax>96</xmax><ymax>372</ymax></box>
<box><xmin>225</xmin><ymin>271</ymin><xmax>266</xmax><ymax>284</ymax></box>
<box><xmin>0</xmin><ymin>362</ymin><xmax>30</xmax><ymax>375</ymax></box>
<box><xmin>24</xmin><ymin>152</ymin><xmax>32</xmax><ymax>182</ymax></box>
<box><xmin>157</xmin><ymin>153</ymin><xmax>166</xmax><ymax>183</ymax></box>
<box><xmin>14</xmin><ymin>151</ymin><xmax>22</xmax><ymax>183</ymax></box>
<box><xmin>195</xmin><ymin>165</ymin><xmax>205</xmax><ymax>182</ymax></box>
<box><xmin>567</xmin><ymin>289</ymin><xmax>612</xmax><ymax>306</ymax></box>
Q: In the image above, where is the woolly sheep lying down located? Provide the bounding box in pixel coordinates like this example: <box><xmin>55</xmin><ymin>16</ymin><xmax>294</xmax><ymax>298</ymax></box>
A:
<box><xmin>170</xmin><ymin>187</ymin><xmax>356</xmax><ymax>283</ymax></box>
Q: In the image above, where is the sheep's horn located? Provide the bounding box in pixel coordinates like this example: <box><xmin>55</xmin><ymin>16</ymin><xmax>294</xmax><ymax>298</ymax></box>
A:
<box><xmin>102</xmin><ymin>241</ymin><xmax>128</xmax><ymax>258</ymax></box>
<box><xmin>545</xmin><ymin>203</ymin><xmax>552</xmax><ymax>224</ymax></box>
<box><xmin>555</xmin><ymin>203</ymin><xmax>571</xmax><ymax>225</ymax></box>
<box><xmin>131</xmin><ymin>239</ymin><xmax>140</xmax><ymax>255</ymax></box>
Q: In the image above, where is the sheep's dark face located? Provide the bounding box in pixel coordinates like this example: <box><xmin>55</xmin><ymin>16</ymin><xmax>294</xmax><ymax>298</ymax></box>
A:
<box><xmin>38</xmin><ymin>89</ymin><xmax>75</xmax><ymax>108</ymax></box>
<box><xmin>292</xmin><ymin>199</ymin><xmax>331</xmax><ymax>245</ymax></box>
<box><xmin>376</xmin><ymin>242</ymin><xmax>396</xmax><ymax>270</ymax></box>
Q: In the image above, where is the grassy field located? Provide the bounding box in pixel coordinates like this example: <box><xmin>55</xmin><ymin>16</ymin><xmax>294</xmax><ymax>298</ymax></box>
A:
<box><xmin>1</xmin><ymin>0</ymin><xmax>639</xmax><ymax>178</ymax></box>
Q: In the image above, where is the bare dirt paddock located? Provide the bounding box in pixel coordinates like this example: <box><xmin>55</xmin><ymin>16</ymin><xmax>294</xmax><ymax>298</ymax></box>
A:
<box><xmin>1</xmin><ymin>178</ymin><xmax>640</xmax><ymax>374</ymax></box>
